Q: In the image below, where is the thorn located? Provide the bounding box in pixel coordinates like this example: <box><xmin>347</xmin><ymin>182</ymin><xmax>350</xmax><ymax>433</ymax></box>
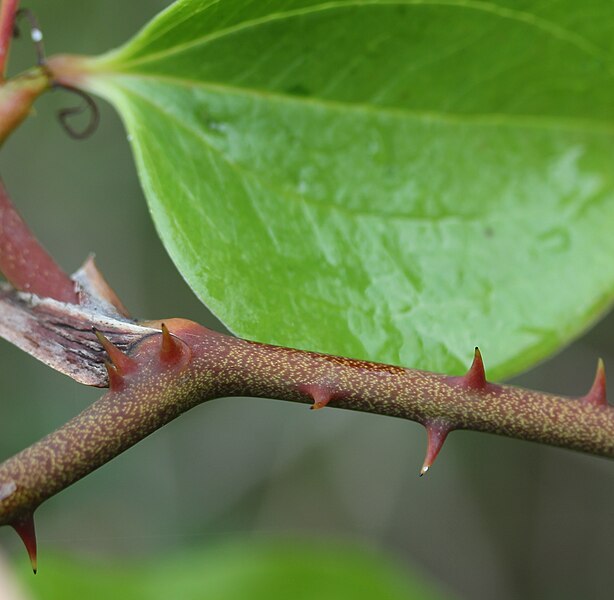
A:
<box><xmin>420</xmin><ymin>422</ymin><xmax>451</xmax><ymax>476</ymax></box>
<box><xmin>298</xmin><ymin>384</ymin><xmax>332</xmax><ymax>410</ymax></box>
<box><xmin>103</xmin><ymin>360</ymin><xmax>124</xmax><ymax>391</ymax></box>
<box><xmin>11</xmin><ymin>513</ymin><xmax>37</xmax><ymax>574</ymax></box>
<box><xmin>160</xmin><ymin>323</ymin><xmax>190</xmax><ymax>366</ymax></box>
<box><xmin>462</xmin><ymin>347</ymin><xmax>487</xmax><ymax>389</ymax></box>
<box><xmin>92</xmin><ymin>327</ymin><xmax>137</xmax><ymax>377</ymax></box>
<box><xmin>582</xmin><ymin>358</ymin><xmax>607</xmax><ymax>407</ymax></box>
<box><xmin>311</xmin><ymin>400</ymin><xmax>329</xmax><ymax>410</ymax></box>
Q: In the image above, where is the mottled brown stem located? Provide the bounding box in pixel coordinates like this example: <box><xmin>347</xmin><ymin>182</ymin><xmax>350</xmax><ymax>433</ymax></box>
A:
<box><xmin>0</xmin><ymin>0</ymin><xmax>19</xmax><ymax>81</ymax></box>
<box><xmin>1</xmin><ymin>319</ymin><xmax>612</xmax><ymax>537</ymax></box>
<box><xmin>0</xmin><ymin>179</ymin><xmax>78</xmax><ymax>303</ymax></box>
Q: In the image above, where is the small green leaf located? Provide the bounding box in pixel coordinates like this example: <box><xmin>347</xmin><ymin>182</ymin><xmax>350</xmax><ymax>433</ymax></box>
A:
<box><xmin>82</xmin><ymin>0</ymin><xmax>614</xmax><ymax>378</ymax></box>
<box><xmin>21</xmin><ymin>539</ymin><xmax>449</xmax><ymax>600</ymax></box>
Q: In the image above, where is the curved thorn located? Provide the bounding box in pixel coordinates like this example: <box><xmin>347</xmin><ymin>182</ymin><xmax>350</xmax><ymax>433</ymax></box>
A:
<box><xmin>92</xmin><ymin>327</ymin><xmax>137</xmax><ymax>376</ymax></box>
<box><xmin>54</xmin><ymin>83</ymin><xmax>100</xmax><ymax>139</ymax></box>
<box><xmin>298</xmin><ymin>383</ymin><xmax>332</xmax><ymax>410</ymax></box>
<box><xmin>159</xmin><ymin>323</ymin><xmax>190</xmax><ymax>366</ymax></box>
<box><xmin>582</xmin><ymin>358</ymin><xmax>607</xmax><ymax>407</ymax></box>
<box><xmin>103</xmin><ymin>360</ymin><xmax>124</xmax><ymax>391</ymax></box>
<box><xmin>11</xmin><ymin>513</ymin><xmax>37</xmax><ymax>574</ymax></box>
<box><xmin>420</xmin><ymin>422</ymin><xmax>451</xmax><ymax>476</ymax></box>
<box><xmin>462</xmin><ymin>347</ymin><xmax>487</xmax><ymax>389</ymax></box>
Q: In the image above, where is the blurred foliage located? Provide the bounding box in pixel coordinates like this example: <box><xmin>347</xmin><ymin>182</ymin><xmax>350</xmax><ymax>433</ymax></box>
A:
<box><xmin>18</xmin><ymin>538</ymin><xmax>448</xmax><ymax>600</ymax></box>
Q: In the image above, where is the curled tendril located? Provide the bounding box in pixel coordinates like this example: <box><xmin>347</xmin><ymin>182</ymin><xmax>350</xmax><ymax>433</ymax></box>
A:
<box><xmin>12</xmin><ymin>9</ymin><xmax>99</xmax><ymax>139</ymax></box>
<box><xmin>13</xmin><ymin>8</ymin><xmax>46</xmax><ymax>66</ymax></box>
<box><xmin>54</xmin><ymin>83</ymin><xmax>100</xmax><ymax>140</ymax></box>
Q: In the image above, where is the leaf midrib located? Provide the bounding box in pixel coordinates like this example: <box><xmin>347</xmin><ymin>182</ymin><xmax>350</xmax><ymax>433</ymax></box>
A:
<box><xmin>115</xmin><ymin>80</ymin><xmax>488</xmax><ymax>223</ymax></box>
<box><xmin>103</xmin><ymin>71</ymin><xmax>614</xmax><ymax>137</ymax></box>
<box><xmin>98</xmin><ymin>74</ymin><xmax>614</xmax><ymax>228</ymax></box>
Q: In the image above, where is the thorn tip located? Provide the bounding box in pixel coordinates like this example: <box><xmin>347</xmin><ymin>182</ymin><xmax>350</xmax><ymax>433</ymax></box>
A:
<box><xmin>11</xmin><ymin>513</ymin><xmax>37</xmax><ymax>574</ymax></box>
<box><xmin>159</xmin><ymin>323</ymin><xmax>190</xmax><ymax>367</ymax></box>
<box><xmin>103</xmin><ymin>360</ymin><xmax>124</xmax><ymax>390</ymax></box>
<box><xmin>582</xmin><ymin>358</ymin><xmax>607</xmax><ymax>406</ymax></box>
<box><xmin>299</xmin><ymin>384</ymin><xmax>333</xmax><ymax>410</ymax></box>
<box><xmin>462</xmin><ymin>347</ymin><xmax>487</xmax><ymax>389</ymax></box>
<box><xmin>93</xmin><ymin>327</ymin><xmax>137</xmax><ymax>377</ymax></box>
<box><xmin>420</xmin><ymin>423</ymin><xmax>451</xmax><ymax>476</ymax></box>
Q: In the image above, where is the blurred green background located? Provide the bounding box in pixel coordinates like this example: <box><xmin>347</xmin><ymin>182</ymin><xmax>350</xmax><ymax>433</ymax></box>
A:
<box><xmin>1</xmin><ymin>1</ymin><xmax>614</xmax><ymax>599</ymax></box>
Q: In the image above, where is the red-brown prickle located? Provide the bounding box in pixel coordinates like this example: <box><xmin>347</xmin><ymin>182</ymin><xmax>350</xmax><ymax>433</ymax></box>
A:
<box><xmin>159</xmin><ymin>322</ymin><xmax>191</xmax><ymax>368</ymax></box>
<box><xmin>444</xmin><ymin>347</ymin><xmax>500</xmax><ymax>397</ymax></box>
<box><xmin>581</xmin><ymin>358</ymin><xmax>607</xmax><ymax>407</ymax></box>
<box><xmin>461</xmin><ymin>347</ymin><xmax>487</xmax><ymax>389</ymax></box>
<box><xmin>420</xmin><ymin>421</ymin><xmax>452</xmax><ymax>476</ymax></box>
<box><xmin>93</xmin><ymin>328</ymin><xmax>138</xmax><ymax>376</ymax></box>
<box><xmin>298</xmin><ymin>383</ymin><xmax>333</xmax><ymax>410</ymax></box>
<box><xmin>11</xmin><ymin>512</ymin><xmax>37</xmax><ymax>574</ymax></box>
<box><xmin>103</xmin><ymin>360</ymin><xmax>124</xmax><ymax>391</ymax></box>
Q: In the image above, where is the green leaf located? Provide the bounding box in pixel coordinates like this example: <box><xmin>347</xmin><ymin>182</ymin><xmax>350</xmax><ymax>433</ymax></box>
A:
<box><xmin>81</xmin><ymin>0</ymin><xmax>614</xmax><ymax>378</ymax></box>
<box><xmin>21</xmin><ymin>539</ymin><xmax>449</xmax><ymax>600</ymax></box>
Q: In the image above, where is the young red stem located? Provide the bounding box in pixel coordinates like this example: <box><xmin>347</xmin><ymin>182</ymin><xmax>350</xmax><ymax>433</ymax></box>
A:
<box><xmin>0</xmin><ymin>179</ymin><xmax>78</xmax><ymax>303</ymax></box>
<box><xmin>0</xmin><ymin>319</ymin><xmax>612</xmax><ymax>531</ymax></box>
<box><xmin>0</xmin><ymin>0</ymin><xmax>19</xmax><ymax>81</ymax></box>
